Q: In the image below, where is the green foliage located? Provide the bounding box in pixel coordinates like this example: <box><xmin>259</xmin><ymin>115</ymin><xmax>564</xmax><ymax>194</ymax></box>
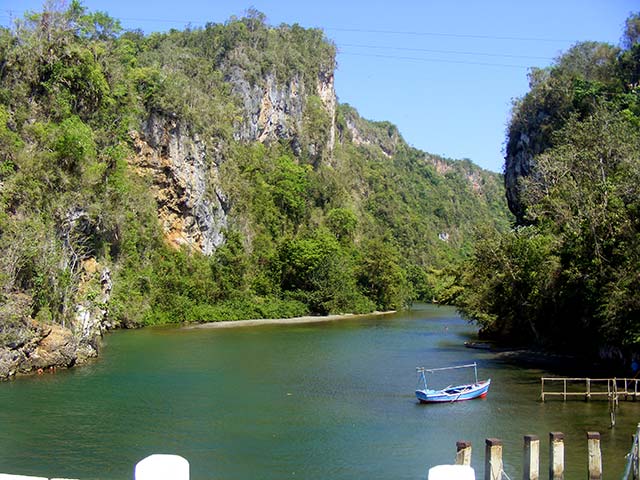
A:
<box><xmin>271</xmin><ymin>155</ymin><xmax>310</xmax><ymax>222</ymax></box>
<box><xmin>54</xmin><ymin>115</ymin><xmax>96</xmax><ymax>171</ymax></box>
<box><xmin>459</xmin><ymin>226</ymin><xmax>561</xmax><ymax>344</ymax></box>
<box><xmin>277</xmin><ymin>228</ymin><xmax>374</xmax><ymax>314</ymax></box>
<box><xmin>326</xmin><ymin>207</ymin><xmax>358</xmax><ymax>242</ymax></box>
<box><xmin>357</xmin><ymin>238</ymin><xmax>411</xmax><ymax>311</ymax></box>
<box><xmin>469</xmin><ymin>14</ymin><xmax>640</xmax><ymax>353</ymax></box>
<box><xmin>0</xmin><ymin>1</ymin><xmax>512</xmax><ymax>333</ymax></box>
<box><xmin>301</xmin><ymin>95</ymin><xmax>332</xmax><ymax>164</ymax></box>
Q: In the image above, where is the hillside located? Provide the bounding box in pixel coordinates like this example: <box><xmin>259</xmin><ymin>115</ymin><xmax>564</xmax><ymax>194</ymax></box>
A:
<box><xmin>0</xmin><ymin>4</ymin><xmax>511</xmax><ymax>377</ymax></box>
<box><xmin>459</xmin><ymin>13</ymin><xmax>640</xmax><ymax>359</ymax></box>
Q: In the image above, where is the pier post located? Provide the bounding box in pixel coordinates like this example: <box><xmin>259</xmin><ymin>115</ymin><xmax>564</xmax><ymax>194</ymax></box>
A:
<box><xmin>523</xmin><ymin>434</ymin><xmax>540</xmax><ymax>480</ymax></box>
<box><xmin>456</xmin><ymin>440</ymin><xmax>472</xmax><ymax>466</ymax></box>
<box><xmin>485</xmin><ymin>438</ymin><xmax>503</xmax><ymax>480</ymax></box>
<box><xmin>135</xmin><ymin>454</ymin><xmax>189</xmax><ymax>480</ymax></box>
<box><xmin>587</xmin><ymin>432</ymin><xmax>602</xmax><ymax>480</ymax></box>
<box><xmin>549</xmin><ymin>432</ymin><xmax>565</xmax><ymax>480</ymax></box>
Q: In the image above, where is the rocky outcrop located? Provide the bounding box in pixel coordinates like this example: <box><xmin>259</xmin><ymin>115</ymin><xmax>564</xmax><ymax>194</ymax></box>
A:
<box><xmin>504</xmin><ymin>130</ymin><xmax>537</xmax><ymax>221</ymax></box>
<box><xmin>228</xmin><ymin>68</ymin><xmax>336</xmax><ymax>158</ymax></box>
<box><xmin>126</xmin><ymin>67</ymin><xmax>337</xmax><ymax>257</ymax></box>
<box><xmin>129</xmin><ymin>112</ymin><xmax>229</xmax><ymax>255</ymax></box>
<box><xmin>0</xmin><ymin>258</ymin><xmax>113</xmax><ymax>379</ymax></box>
<box><xmin>339</xmin><ymin>106</ymin><xmax>402</xmax><ymax>158</ymax></box>
<box><xmin>316</xmin><ymin>71</ymin><xmax>336</xmax><ymax>154</ymax></box>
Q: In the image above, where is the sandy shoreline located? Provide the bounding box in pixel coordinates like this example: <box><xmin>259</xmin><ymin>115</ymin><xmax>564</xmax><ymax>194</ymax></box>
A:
<box><xmin>182</xmin><ymin>310</ymin><xmax>396</xmax><ymax>330</ymax></box>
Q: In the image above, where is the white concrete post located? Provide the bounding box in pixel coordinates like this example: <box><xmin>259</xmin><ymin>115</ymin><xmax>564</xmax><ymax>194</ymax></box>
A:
<box><xmin>549</xmin><ymin>432</ymin><xmax>565</xmax><ymax>480</ymax></box>
<box><xmin>485</xmin><ymin>438</ymin><xmax>503</xmax><ymax>480</ymax></box>
<box><xmin>135</xmin><ymin>454</ymin><xmax>189</xmax><ymax>480</ymax></box>
<box><xmin>523</xmin><ymin>434</ymin><xmax>540</xmax><ymax>480</ymax></box>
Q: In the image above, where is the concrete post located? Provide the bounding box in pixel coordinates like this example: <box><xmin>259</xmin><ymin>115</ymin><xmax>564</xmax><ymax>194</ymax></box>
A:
<box><xmin>135</xmin><ymin>454</ymin><xmax>189</xmax><ymax>480</ymax></box>
<box><xmin>485</xmin><ymin>438</ymin><xmax>503</xmax><ymax>480</ymax></box>
<box><xmin>456</xmin><ymin>441</ymin><xmax>472</xmax><ymax>466</ymax></box>
<box><xmin>549</xmin><ymin>432</ymin><xmax>564</xmax><ymax>480</ymax></box>
<box><xmin>523</xmin><ymin>434</ymin><xmax>540</xmax><ymax>480</ymax></box>
<box><xmin>587</xmin><ymin>432</ymin><xmax>602</xmax><ymax>480</ymax></box>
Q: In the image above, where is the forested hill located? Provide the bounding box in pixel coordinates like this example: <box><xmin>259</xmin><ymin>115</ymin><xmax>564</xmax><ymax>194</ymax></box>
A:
<box><xmin>0</xmin><ymin>3</ymin><xmax>510</xmax><ymax>377</ymax></box>
<box><xmin>459</xmin><ymin>13</ymin><xmax>640</xmax><ymax>359</ymax></box>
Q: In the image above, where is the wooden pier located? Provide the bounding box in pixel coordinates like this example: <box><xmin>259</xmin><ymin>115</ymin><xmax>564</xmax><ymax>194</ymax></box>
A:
<box><xmin>540</xmin><ymin>377</ymin><xmax>640</xmax><ymax>402</ymax></box>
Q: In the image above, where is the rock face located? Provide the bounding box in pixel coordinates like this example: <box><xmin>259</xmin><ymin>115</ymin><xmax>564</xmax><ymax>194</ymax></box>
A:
<box><xmin>504</xmin><ymin>130</ymin><xmax>537</xmax><ymax>221</ymax></box>
<box><xmin>129</xmin><ymin>112</ymin><xmax>229</xmax><ymax>255</ymax></box>
<box><xmin>0</xmin><ymin>323</ymin><xmax>72</xmax><ymax>378</ymax></box>
<box><xmin>339</xmin><ymin>106</ymin><xmax>402</xmax><ymax>158</ymax></box>
<box><xmin>229</xmin><ymin>69</ymin><xmax>336</xmax><ymax>159</ymax></box>
<box><xmin>0</xmin><ymin>258</ymin><xmax>113</xmax><ymax>379</ymax></box>
<box><xmin>129</xmin><ymin>66</ymin><xmax>337</xmax><ymax>256</ymax></box>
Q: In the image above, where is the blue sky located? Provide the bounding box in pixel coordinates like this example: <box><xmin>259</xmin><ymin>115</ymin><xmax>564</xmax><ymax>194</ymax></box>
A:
<box><xmin>1</xmin><ymin>1</ymin><xmax>636</xmax><ymax>172</ymax></box>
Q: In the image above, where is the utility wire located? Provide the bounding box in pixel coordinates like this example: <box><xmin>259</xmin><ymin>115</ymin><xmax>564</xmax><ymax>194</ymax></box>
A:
<box><xmin>325</xmin><ymin>27</ymin><xmax>572</xmax><ymax>43</ymax></box>
<box><xmin>338</xmin><ymin>43</ymin><xmax>554</xmax><ymax>61</ymax></box>
<box><xmin>1</xmin><ymin>9</ymin><xmax>574</xmax><ymax>44</ymax></box>
<box><xmin>339</xmin><ymin>51</ymin><xmax>532</xmax><ymax>69</ymax></box>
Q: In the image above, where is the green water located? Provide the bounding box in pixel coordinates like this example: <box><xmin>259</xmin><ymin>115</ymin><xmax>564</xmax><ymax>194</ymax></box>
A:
<box><xmin>0</xmin><ymin>304</ymin><xmax>638</xmax><ymax>479</ymax></box>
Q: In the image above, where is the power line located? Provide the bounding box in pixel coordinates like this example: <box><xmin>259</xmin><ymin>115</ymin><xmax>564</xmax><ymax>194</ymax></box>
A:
<box><xmin>1</xmin><ymin>9</ymin><xmax>575</xmax><ymax>44</ymax></box>
<box><xmin>325</xmin><ymin>27</ymin><xmax>572</xmax><ymax>43</ymax></box>
<box><xmin>338</xmin><ymin>51</ymin><xmax>532</xmax><ymax>69</ymax></box>
<box><xmin>338</xmin><ymin>43</ymin><xmax>554</xmax><ymax>61</ymax></box>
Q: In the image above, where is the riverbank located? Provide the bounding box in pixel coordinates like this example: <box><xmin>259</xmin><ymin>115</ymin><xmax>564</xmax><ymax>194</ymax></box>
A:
<box><xmin>183</xmin><ymin>310</ymin><xmax>396</xmax><ymax>330</ymax></box>
<box><xmin>491</xmin><ymin>347</ymin><xmax>633</xmax><ymax>377</ymax></box>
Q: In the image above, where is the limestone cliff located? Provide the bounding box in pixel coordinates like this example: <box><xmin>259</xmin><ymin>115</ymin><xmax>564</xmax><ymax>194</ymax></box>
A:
<box><xmin>128</xmin><ymin>65</ymin><xmax>337</xmax><ymax>256</ymax></box>
<box><xmin>129</xmin><ymin>112</ymin><xmax>228</xmax><ymax>255</ymax></box>
<box><xmin>504</xmin><ymin>120</ymin><xmax>549</xmax><ymax>222</ymax></box>
<box><xmin>228</xmin><ymin>68</ymin><xmax>336</xmax><ymax>159</ymax></box>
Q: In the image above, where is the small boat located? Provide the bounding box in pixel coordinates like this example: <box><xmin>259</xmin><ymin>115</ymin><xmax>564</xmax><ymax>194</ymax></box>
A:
<box><xmin>415</xmin><ymin>362</ymin><xmax>491</xmax><ymax>403</ymax></box>
<box><xmin>464</xmin><ymin>341</ymin><xmax>492</xmax><ymax>350</ymax></box>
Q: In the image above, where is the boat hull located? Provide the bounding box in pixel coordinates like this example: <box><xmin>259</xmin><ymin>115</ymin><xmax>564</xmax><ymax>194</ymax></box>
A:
<box><xmin>416</xmin><ymin>379</ymin><xmax>491</xmax><ymax>403</ymax></box>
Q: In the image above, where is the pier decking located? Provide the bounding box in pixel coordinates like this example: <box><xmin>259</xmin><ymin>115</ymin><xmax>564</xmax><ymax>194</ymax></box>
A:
<box><xmin>540</xmin><ymin>377</ymin><xmax>640</xmax><ymax>402</ymax></box>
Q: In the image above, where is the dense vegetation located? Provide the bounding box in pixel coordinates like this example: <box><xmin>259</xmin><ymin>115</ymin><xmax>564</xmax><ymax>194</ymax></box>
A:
<box><xmin>0</xmin><ymin>1</ymin><xmax>510</xmax><ymax>349</ymax></box>
<box><xmin>459</xmin><ymin>14</ymin><xmax>640</xmax><ymax>355</ymax></box>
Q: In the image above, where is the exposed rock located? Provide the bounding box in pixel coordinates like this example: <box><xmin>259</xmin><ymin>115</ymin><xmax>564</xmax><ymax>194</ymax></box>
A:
<box><xmin>23</xmin><ymin>323</ymin><xmax>77</xmax><ymax>371</ymax></box>
<box><xmin>230</xmin><ymin>69</ymin><xmax>305</xmax><ymax>144</ymax></box>
<box><xmin>129</xmin><ymin>112</ymin><xmax>228</xmax><ymax>255</ymax></box>
<box><xmin>228</xmin><ymin>69</ymin><xmax>336</xmax><ymax>159</ymax></box>
<box><xmin>316</xmin><ymin>71</ymin><xmax>336</xmax><ymax>156</ymax></box>
<box><xmin>0</xmin><ymin>257</ymin><xmax>117</xmax><ymax>379</ymax></box>
<box><xmin>504</xmin><ymin>130</ymin><xmax>536</xmax><ymax>220</ymax></box>
<box><xmin>340</xmin><ymin>107</ymin><xmax>401</xmax><ymax>158</ymax></box>
<box><xmin>0</xmin><ymin>319</ymin><xmax>77</xmax><ymax>379</ymax></box>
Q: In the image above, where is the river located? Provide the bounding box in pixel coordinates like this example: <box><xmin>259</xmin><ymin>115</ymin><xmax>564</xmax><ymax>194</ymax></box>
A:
<box><xmin>0</xmin><ymin>304</ymin><xmax>638</xmax><ymax>479</ymax></box>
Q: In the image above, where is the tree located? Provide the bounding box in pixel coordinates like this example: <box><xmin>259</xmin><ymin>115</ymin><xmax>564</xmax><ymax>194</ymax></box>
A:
<box><xmin>357</xmin><ymin>239</ymin><xmax>411</xmax><ymax>311</ymax></box>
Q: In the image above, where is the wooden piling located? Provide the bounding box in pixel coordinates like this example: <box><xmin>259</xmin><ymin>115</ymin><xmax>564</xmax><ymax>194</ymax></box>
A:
<box><xmin>485</xmin><ymin>438</ymin><xmax>503</xmax><ymax>480</ymax></box>
<box><xmin>549</xmin><ymin>432</ymin><xmax>565</xmax><ymax>480</ymax></box>
<box><xmin>587</xmin><ymin>432</ymin><xmax>602</xmax><ymax>480</ymax></box>
<box><xmin>456</xmin><ymin>440</ymin><xmax>472</xmax><ymax>466</ymax></box>
<box><xmin>523</xmin><ymin>434</ymin><xmax>540</xmax><ymax>480</ymax></box>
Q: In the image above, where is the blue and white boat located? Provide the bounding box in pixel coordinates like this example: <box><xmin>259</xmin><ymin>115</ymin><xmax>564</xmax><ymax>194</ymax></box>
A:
<box><xmin>415</xmin><ymin>363</ymin><xmax>491</xmax><ymax>403</ymax></box>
